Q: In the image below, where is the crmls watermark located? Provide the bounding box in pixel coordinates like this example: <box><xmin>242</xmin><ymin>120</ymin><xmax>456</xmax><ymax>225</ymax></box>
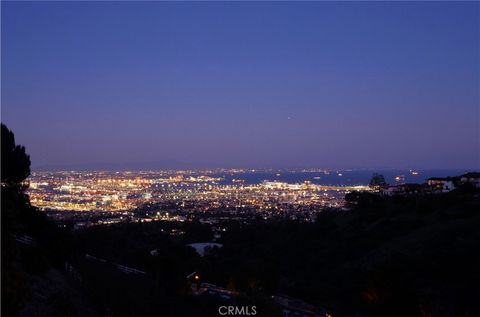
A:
<box><xmin>218</xmin><ymin>306</ymin><xmax>257</xmax><ymax>316</ymax></box>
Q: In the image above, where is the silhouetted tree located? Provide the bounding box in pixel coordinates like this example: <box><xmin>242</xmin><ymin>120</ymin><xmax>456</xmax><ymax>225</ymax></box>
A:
<box><xmin>1</xmin><ymin>123</ymin><xmax>32</xmax><ymax>316</ymax></box>
<box><xmin>369</xmin><ymin>173</ymin><xmax>387</xmax><ymax>189</ymax></box>
<box><xmin>2</xmin><ymin>124</ymin><xmax>76</xmax><ymax>316</ymax></box>
<box><xmin>1</xmin><ymin>123</ymin><xmax>31</xmax><ymax>186</ymax></box>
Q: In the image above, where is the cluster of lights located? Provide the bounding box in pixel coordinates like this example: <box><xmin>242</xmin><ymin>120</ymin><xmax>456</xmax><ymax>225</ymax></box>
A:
<box><xmin>28</xmin><ymin>170</ymin><xmax>371</xmax><ymax>215</ymax></box>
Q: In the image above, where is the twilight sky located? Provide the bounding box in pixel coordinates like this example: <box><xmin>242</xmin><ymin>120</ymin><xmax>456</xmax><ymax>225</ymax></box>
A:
<box><xmin>1</xmin><ymin>1</ymin><xmax>479</xmax><ymax>169</ymax></box>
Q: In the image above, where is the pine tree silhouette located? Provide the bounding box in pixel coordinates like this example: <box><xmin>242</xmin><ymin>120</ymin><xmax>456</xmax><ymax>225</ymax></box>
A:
<box><xmin>1</xmin><ymin>123</ymin><xmax>31</xmax><ymax>186</ymax></box>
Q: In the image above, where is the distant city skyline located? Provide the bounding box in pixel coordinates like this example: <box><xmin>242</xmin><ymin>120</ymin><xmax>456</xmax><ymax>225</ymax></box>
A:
<box><xmin>2</xmin><ymin>2</ymin><xmax>479</xmax><ymax>169</ymax></box>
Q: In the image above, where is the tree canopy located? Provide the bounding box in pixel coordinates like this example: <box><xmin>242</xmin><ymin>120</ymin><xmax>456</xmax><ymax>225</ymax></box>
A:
<box><xmin>1</xmin><ymin>123</ymin><xmax>31</xmax><ymax>185</ymax></box>
<box><xmin>369</xmin><ymin>173</ymin><xmax>387</xmax><ymax>188</ymax></box>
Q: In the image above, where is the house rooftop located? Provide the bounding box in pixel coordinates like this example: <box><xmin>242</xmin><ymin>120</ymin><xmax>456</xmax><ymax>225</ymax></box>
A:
<box><xmin>460</xmin><ymin>172</ymin><xmax>480</xmax><ymax>178</ymax></box>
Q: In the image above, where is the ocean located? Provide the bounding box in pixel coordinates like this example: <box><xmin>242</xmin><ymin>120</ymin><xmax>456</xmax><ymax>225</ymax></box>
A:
<box><xmin>212</xmin><ymin>169</ymin><xmax>469</xmax><ymax>186</ymax></box>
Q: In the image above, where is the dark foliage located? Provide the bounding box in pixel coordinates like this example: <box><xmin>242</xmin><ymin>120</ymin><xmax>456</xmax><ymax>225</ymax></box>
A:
<box><xmin>1</xmin><ymin>124</ymin><xmax>79</xmax><ymax>316</ymax></box>
<box><xmin>1</xmin><ymin>123</ymin><xmax>31</xmax><ymax>185</ymax></box>
<box><xmin>70</xmin><ymin>188</ymin><xmax>480</xmax><ymax>316</ymax></box>
<box><xmin>369</xmin><ymin>173</ymin><xmax>387</xmax><ymax>188</ymax></box>
<box><xmin>208</xmin><ymin>189</ymin><xmax>480</xmax><ymax>316</ymax></box>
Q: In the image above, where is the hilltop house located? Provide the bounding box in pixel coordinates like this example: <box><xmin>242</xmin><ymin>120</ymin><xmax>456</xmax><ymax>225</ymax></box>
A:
<box><xmin>378</xmin><ymin>172</ymin><xmax>480</xmax><ymax>197</ymax></box>
<box><xmin>426</xmin><ymin>177</ymin><xmax>458</xmax><ymax>193</ymax></box>
<box><xmin>382</xmin><ymin>183</ymin><xmax>426</xmax><ymax>196</ymax></box>
<box><xmin>460</xmin><ymin>172</ymin><xmax>480</xmax><ymax>188</ymax></box>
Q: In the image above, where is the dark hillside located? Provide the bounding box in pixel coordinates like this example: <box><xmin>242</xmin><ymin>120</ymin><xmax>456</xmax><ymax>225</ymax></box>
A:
<box><xmin>1</xmin><ymin>124</ymin><xmax>98</xmax><ymax>316</ymax></box>
<box><xmin>209</xmin><ymin>189</ymin><xmax>480</xmax><ymax>317</ymax></box>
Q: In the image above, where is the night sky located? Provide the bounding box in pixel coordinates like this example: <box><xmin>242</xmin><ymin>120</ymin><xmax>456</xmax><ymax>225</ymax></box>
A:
<box><xmin>2</xmin><ymin>2</ymin><xmax>479</xmax><ymax>169</ymax></box>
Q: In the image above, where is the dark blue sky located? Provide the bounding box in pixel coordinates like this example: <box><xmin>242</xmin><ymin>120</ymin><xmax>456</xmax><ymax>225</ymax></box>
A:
<box><xmin>2</xmin><ymin>2</ymin><xmax>479</xmax><ymax>169</ymax></box>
